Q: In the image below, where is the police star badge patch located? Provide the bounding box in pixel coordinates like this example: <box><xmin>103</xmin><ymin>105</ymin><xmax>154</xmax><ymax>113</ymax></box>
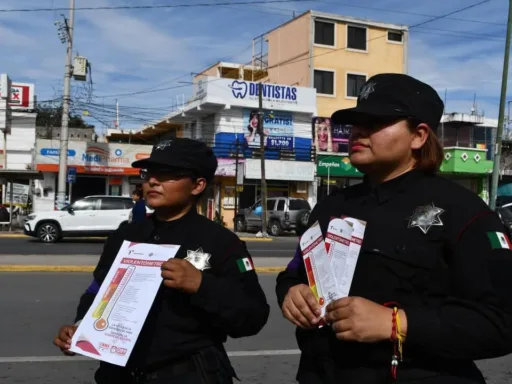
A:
<box><xmin>407</xmin><ymin>203</ymin><xmax>445</xmax><ymax>234</ymax></box>
<box><xmin>185</xmin><ymin>248</ymin><xmax>211</xmax><ymax>271</ymax></box>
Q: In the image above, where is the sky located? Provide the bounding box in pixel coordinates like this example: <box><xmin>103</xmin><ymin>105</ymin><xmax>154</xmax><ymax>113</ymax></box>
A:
<box><xmin>0</xmin><ymin>0</ymin><xmax>509</xmax><ymax>131</ymax></box>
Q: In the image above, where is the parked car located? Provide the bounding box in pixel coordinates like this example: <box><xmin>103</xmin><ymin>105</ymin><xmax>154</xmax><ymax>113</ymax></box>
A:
<box><xmin>24</xmin><ymin>196</ymin><xmax>135</xmax><ymax>243</ymax></box>
<box><xmin>496</xmin><ymin>207</ymin><xmax>512</xmax><ymax>239</ymax></box>
<box><xmin>234</xmin><ymin>197</ymin><xmax>311</xmax><ymax>236</ymax></box>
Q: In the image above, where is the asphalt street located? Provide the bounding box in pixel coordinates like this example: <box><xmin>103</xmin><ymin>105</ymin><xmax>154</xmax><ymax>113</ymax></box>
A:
<box><xmin>1</xmin><ymin>273</ymin><xmax>512</xmax><ymax>384</ymax></box>
<box><xmin>0</xmin><ymin>236</ymin><xmax>298</xmax><ymax>257</ymax></box>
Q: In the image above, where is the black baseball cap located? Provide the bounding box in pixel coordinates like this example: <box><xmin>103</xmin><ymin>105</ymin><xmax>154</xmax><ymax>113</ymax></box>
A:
<box><xmin>131</xmin><ymin>138</ymin><xmax>218</xmax><ymax>182</ymax></box>
<box><xmin>331</xmin><ymin>73</ymin><xmax>444</xmax><ymax>132</ymax></box>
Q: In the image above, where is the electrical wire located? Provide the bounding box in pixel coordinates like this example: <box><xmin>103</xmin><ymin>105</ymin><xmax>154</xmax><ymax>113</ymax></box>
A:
<box><xmin>0</xmin><ymin>0</ymin><xmax>317</xmax><ymax>13</ymax></box>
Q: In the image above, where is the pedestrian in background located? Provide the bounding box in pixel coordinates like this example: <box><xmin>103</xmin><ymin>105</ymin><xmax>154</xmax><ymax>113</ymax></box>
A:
<box><xmin>276</xmin><ymin>74</ymin><xmax>512</xmax><ymax>383</ymax></box>
<box><xmin>54</xmin><ymin>138</ymin><xmax>270</xmax><ymax>384</ymax></box>
<box><xmin>131</xmin><ymin>189</ymin><xmax>147</xmax><ymax>223</ymax></box>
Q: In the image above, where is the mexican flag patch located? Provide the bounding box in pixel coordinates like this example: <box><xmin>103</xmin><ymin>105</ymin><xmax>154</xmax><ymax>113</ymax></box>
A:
<box><xmin>237</xmin><ymin>258</ymin><xmax>254</xmax><ymax>273</ymax></box>
<box><xmin>487</xmin><ymin>232</ymin><xmax>512</xmax><ymax>250</ymax></box>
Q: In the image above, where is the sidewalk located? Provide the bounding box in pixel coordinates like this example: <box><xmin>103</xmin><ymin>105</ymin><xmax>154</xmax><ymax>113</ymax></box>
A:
<box><xmin>0</xmin><ymin>254</ymin><xmax>288</xmax><ymax>273</ymax></box>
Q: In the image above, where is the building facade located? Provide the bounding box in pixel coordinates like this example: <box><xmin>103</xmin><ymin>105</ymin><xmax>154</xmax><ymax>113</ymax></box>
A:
<box><xmin>159</xmin><ymin>77</ymin><xmax>317</xmax><ymax>227</ymax></box>
<box><xmin>33</xmin><ymin>139</ymin><xmax>152</xmax><ymax>212</ymax></box>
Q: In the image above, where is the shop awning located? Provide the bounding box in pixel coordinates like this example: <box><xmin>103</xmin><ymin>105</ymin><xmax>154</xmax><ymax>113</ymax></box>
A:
<box><xmin>0</xmin><ymin>169</ymin><xmax>43</xmax><ymax>183</ymax></box>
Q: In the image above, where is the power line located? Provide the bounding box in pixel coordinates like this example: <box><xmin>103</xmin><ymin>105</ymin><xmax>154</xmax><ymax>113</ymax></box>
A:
<box><xmin>0</xmin><ymin>0</ymin><xmax>316</xmax><ymax>13</ymax></box>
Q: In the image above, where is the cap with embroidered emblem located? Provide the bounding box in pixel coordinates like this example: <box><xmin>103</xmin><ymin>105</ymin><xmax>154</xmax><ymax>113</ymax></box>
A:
<box><xmin>331</xmin><ymin>73</ymin><xmax>444</xmax><ymax>132</ymax></box>
<box><xmin>131</xmin><ymin>138</ymin><xmax>218</xmax><ymax>182</ymax></box>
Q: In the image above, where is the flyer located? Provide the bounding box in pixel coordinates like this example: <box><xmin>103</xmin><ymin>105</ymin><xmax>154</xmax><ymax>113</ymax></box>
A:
<box><xmin>299</xmin><ymin>221</ymin><xmax>342</xmax><ymax>317</ymax></box>
<box><xmin>338</xmin><ymin>216</ymin><xmax>367</xmax><ymax>296</ymax></box>
<box><xmin>69</xmin><ymin>241</ymin><xmax>181</xmax><ymax>367</ymax></box>
<box><xmin>325</xmin><ymin>218</ymin><xmax>354</xmax><ymax>296</ymax></box>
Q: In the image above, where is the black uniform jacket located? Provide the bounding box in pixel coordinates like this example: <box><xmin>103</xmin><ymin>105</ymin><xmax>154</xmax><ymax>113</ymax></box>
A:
<box><xmin>75</xmin><ymin>208</ymin><xmax>270</xmax><ymax>370</ymax></box>
<box><xmin>276</xmin><ymin>170</ymin><xmax>512</xmax><ymax>383</ymax></box>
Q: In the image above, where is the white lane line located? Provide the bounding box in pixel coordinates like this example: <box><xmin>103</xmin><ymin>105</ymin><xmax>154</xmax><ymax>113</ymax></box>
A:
<box><xmin>0</xmin><ymin>349</ymin><xmax>301</xmax><ymax>363</ymax></box>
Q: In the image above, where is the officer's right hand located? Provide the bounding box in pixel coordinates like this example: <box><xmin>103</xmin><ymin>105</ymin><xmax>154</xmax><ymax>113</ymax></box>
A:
<box><xmin>281</xmin><ymin>284</ymin><xmax>322</xmax><ymax>329</ymax></box>
<box><xmin>53</xmin><ymin>325</ymin><xmax>77</xmax><ymax>356</ymax></box>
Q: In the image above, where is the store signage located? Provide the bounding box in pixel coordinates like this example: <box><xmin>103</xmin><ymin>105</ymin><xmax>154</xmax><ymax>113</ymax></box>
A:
<box><xmin>243</xmin><ymin>109</ymin><xmax>294</xmax><ymax>150</ymax></box>
<box><xmin>313</xmin><ymin>117</ymin><xmax>351</xmax><ymax>154</ymax></box>
<box><xmin>317</xmin><ymin>156</ymin><xmax>363</xmax><ymax>178</ymax></box>
<box><xmin>245</xmin><ymin>159</ymin><xmax>315</xmax><ymax>181</ymax></box>
<box><xmin>40</xmin><ymin>148</ymin><xmax>77</xmax><ymax>157</ymax></box>
<box><xmin>193</xmin><ymin>76</ymin><xmax>317</xmax><ymax>114</ymax></box>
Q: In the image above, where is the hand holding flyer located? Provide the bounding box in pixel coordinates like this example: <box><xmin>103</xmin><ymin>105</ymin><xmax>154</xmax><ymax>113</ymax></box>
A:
<box><xmin>69</xmin><ymin>241</ymin><xmax>181</xmax><ymax>367</ymax></box>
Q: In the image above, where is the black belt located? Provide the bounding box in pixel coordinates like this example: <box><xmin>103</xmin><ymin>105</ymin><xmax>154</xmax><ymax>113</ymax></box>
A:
<box><xmin>128</xmin><ymin>356</ymin><xmax>198</xmax><ymax>383</ymax></box>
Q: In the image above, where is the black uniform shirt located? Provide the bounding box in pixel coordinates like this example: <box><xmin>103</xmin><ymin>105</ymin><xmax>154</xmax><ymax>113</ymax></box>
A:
<box><xmin>76</xmin><ymin>208</ymin><xmax>270</xmax><ymax>369</ymax></box>
<box><xmin>276</xmin><ymin>170</ymin><xmax>512</xmax><ymax>376</ymax></box>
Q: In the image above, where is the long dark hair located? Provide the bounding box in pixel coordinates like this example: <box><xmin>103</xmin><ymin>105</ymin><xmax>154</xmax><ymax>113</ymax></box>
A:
<box><xmin>248</xmin><ymin>111</ymin><xmax>264</xmax><ymax>136</ymax></box>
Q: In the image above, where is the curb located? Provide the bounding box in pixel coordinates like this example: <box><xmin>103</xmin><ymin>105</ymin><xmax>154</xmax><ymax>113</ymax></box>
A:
<box><xmin>0</xmin><ymin>265</ymin><xmax>286</xmax><ymax>273</ymax></box>
<box><xmin>0</xmin><ymin>234</ymin><xmax>273</xmax><ymax>242</ymax></box>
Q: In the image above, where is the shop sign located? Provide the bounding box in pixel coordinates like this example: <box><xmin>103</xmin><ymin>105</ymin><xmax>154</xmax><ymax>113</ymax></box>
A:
<box><xmin>245</xmin><ymin>159</ymin><xmax>315</xmax><ymax>181</ymax></box>
<box><xmin>317</xmin><ymin>156</ymin><xmax>363</xmax><ymax>178</ymax></box>
<box><xmin>193</xmin><ymin>76</ymin><xmax>317</xmax><ymax>114</ymax></box>
<box><xmin>312</xmin><ymin>117</ymin><xmax>351</xmax><ymax>154</ymax></box>
<box><xmin>215</xmin><ymin>158</ymin><xmax>245</xmax><ymax>177</ymax></box>
<box><xmin>243</xmin><ymin>109</ymin><xmax>294</xmax><ymax>150</ymax></box>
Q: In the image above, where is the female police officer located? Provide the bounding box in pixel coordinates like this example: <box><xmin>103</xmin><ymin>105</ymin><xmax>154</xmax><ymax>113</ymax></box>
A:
<box><xmin>54</xmin><ymin>138</ymin><xmax>269</xmax><ymax>383</ymax></box>
<box><xmin>276</xmin><ymin>74</ymin><xmax>512</xmax><ymax>383</ymax></box>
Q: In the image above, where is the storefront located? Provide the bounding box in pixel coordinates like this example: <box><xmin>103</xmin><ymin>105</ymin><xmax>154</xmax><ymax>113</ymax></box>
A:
<box><xmin>316</xmin><ymin>155</ymin><xmax>363</xmax><ymax>201</ymax></box>
<box><xmin>161</xmin><ymin>77</ymin><xmax>318</xmax><ymax>228</ymax></box>
<box><xmin>33</xmin><ymin>139</ymin><xmax>152</xmax><ymax>212</ymax></box>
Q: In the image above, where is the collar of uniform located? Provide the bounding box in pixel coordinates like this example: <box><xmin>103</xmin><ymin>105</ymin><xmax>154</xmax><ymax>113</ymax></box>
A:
<box><xmin>151</xmin><ymin>206</ymin><xmax>198</xmax><ymax>228</ymax></box>
<box><xmin>363</xmin><ymin>169</ymin><xmax>424</xmax><ymax>203</ymax></box>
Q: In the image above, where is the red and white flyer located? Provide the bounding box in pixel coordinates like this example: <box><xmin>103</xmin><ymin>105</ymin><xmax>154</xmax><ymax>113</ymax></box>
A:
<box><xmin>337</xmin><ymin>216</ymin><xmax>367</xmax><ymax>296</ymax></box>
<box><xmin>325</xmin><ymin>218</ymin><xmax>354</xmax><ymax>297</ymax></box>
<box><xmin>69</xmin><ymin>241</ymin><xmax>181</xmax><ymax>367</ymax></box>
<box><xmin>299</xmin><ymin>221</ymin><xmax>342</xmax><ymax>317</ymax></box>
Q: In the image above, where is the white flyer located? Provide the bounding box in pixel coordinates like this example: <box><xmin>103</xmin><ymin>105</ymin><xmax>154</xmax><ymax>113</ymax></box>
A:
<box><xmin>325</xmin><ymin>218</ymin><xmax>354</xmax><ymax>297</ymax></box>
<box><xmin>338</xmin><ymin>216</ymin><xmax>367</xmax><ymax>296</ymax></box>
<box><xmin>299</xmin><ymin>221</ymin><xmax>342</xmax><ymax>317</ymax></box>
<box><xmin>69</xmin><ymin>241</ymin><xmax>181</xmax><ymax>367</ymax></box>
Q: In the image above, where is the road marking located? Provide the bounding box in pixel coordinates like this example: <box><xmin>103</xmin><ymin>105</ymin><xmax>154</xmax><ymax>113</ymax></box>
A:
<box><xmin>0</xmin><ymin>265</ymin><xmax>286</xmax><ymax>273</ymax></box>
<box><xmin>0</xmin><ymin>349</ymin><xmax>301</xmax><ymax>363</ymax></box>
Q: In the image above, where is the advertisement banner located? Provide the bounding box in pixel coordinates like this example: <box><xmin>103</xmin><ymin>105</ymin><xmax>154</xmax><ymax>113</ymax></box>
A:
<box><xmin>243</xmin><ymin>109</ymin><xmax>294</xmax><ymax>150</ymax></box>
<box><xmin>215</xmin><ymin>158</ymin><xmax>245</xmax><ymax>177</ymax></box>
<box><xmin>35</xmin><ymin>139</ymin><xmax>152</xmax><ymax>175</ymax></box>
<box><xmin>313</xmin><ymin>117</ymin><xmax>351</xmax><ymax>154</ymax></box>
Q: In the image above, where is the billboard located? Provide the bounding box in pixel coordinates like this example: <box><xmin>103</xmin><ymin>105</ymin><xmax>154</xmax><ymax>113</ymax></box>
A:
<box><xmin>243</xmin><ymin>109</ymin><xmax>294</xmax><ymax>150</ymax></box>
<box><xmin>312</xmin><ymin>117</ymin><xmax>351</xmax><ymax>154</ymax></box>
<box><xmin>9</xmin><ymin>83</ymin><xmax>35</xmax><ymax>110</ymax></box>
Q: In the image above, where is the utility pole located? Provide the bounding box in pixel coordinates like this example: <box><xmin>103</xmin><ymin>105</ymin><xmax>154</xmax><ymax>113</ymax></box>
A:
<box><xmin>56</xmin><ymin>0</ymin><xmax>75</xmax><ymax>210</ymax></box>
<box><xmin>490</xmin><ymin>0</ymin><xmax>512</xmax><ymax>210</ymax></box>
<box><xmin>258</xmin><ymin>82</ymin><xmax>268</xmax><ymax>237</ymax></box>
<box><xmin>234</xmin><ymin>136</ymin><xmax>240</xmax><ymax>232</ymax></box>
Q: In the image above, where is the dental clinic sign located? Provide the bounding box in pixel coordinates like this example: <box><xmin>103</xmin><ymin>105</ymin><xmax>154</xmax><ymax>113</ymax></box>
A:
<box><xmin>195</xmin><ymin>76</ymin><xmax>317</xmax><ymax>114</ymax></box>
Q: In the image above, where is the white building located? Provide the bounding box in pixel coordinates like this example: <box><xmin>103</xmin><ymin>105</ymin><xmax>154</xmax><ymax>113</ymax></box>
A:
<box><xmin>159</xmin><ymin>76</ymin><xmax>318</xmax><ymax>226</ymax></box>
<box><xmin>33</xmin><ymin>139</ymin><xmax>153</xmax><ymax>212</ymax></box>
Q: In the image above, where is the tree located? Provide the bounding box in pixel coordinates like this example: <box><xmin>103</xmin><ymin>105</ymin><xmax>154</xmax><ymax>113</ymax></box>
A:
<box><xmin>35</xmin><ymin>101</ymin><xmax>93</xmax><ymax>128</ymax></box>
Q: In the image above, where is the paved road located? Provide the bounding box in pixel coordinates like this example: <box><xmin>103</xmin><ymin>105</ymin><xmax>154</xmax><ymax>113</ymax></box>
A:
<box><xmin>0</xmin><ymin>236</ymin><xmax>298</xmax><ymax>257</ymax></box>
<box><xmin>1</xmin><ymin>273</ymin><xmax>512</xmax><ymax>383</ymax></box>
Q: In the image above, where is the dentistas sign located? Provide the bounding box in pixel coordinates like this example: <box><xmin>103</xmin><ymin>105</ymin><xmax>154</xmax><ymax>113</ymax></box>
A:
<box><xmin>194</xmin><ymin>76</ymin><xmax>317</xmax><ymax>114</ymax></box>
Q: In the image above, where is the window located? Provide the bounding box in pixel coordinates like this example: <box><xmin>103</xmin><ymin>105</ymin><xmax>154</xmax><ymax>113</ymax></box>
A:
<box><xmin>276</xmin><ymin>200</ymin><xmax>286</xmax><ymax>211</ymax></box>
<box><xmin>71</xmin><ymin>198</ymin><xmax>98</xmax><ymax>211</ymax></box>
<box><xmin>314</xmin><ymin>20</ymin><xmax>335</xmax><ymax>46</ymax></box>
<box><xmin>387</xmin><ymin>31</ymin><xmax>403</xmax><ymax>43</ymax></box>
<box><xmin>289</xmin><ymin>199</ymin><xmax>311</xmax><ymax>211</ymax></box>
<box><xmin>347</xmin><ymin>25</ymin><xmax>367</xmax><ymax>51</ymax></box>
<box><xmin>347</xmin><ymin>74</ymin><xmax>367</xmax><ymax>98</ymax></box>
<box><xmin>314</xmin><ymin>70</ymin><xmax>335</xmax><ymax>96</ymax></box>
<box><xmin>100</xmin><ymin>198</ymin><xmax>133</xmax><ymax>210</ymax></box>
<box><xmin>266</xmin><ymin>200</ymin><xmax>276</xmax><ymax>211</ymax></box>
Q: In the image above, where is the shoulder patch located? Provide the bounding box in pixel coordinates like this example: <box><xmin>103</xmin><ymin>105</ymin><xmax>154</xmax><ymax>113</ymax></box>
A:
<box><xmin>236</xmin><ymin>257</ymin><xmax>254</xmax><ymax>273</ymax></box>
<box><xmin>487</xmin><ymin>232</ymin><xmax>512</xmax><ymax>250</ymax></box>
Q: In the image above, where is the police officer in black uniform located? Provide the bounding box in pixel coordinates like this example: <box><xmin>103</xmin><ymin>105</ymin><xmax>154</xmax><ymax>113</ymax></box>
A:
<box><xmin>276</xmin><ymin>74</ymin><xmax>512</xmax><ymax>383</ymax></box>
<box><xmin>54</xmin><ymin>138</ymin><xmax>270</xmax><ymax>383</ymax></box>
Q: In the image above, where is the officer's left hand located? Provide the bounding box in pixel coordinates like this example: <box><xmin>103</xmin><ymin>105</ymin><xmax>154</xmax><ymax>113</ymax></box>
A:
<box><xmin>325</xmin><ymin>297</ymin><xmax>405</xmax><ymax>343</ymax></box>
<box><xmin>161</xmin><ymin>259</ymin><xmax>202</xmax><ymax>294</ymax></box>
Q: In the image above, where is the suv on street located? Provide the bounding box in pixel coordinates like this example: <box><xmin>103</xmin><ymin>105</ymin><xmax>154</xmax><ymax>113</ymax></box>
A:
<box><xmin>235</xmin><ymin>197</ymin><xmax>311</xmax><ymax>236</ymax></box>
<box><xmin>24</xmin><ymin>195</ymin><xmax>135</xmax><ymax>243</ymax></box>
